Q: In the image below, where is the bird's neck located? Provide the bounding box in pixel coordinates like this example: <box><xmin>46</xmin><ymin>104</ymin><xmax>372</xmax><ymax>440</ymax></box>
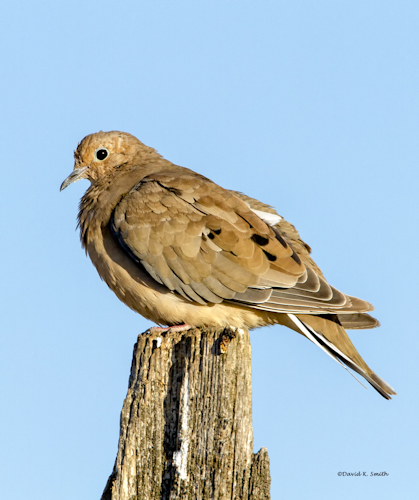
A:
<box><xmin>77</xmin><ymin>158</ymin><xmax>171</xmax><ymax>247</ymax></box>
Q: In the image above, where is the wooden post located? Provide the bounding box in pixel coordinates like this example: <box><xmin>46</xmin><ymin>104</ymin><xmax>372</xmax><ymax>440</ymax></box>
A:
<box><xmin>101</xmin><ymin>327</ymin><xmax>271</xmax><ymax>500</ymax></box>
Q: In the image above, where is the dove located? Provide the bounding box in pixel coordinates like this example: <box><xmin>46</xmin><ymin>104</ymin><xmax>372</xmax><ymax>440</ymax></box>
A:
<box><xmin>61</xmin><ymin>131</ymin><xmax>396</xmax><ymax>399</ymax></box>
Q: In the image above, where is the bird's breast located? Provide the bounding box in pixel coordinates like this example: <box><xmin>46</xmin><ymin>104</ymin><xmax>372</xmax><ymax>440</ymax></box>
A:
<box><xmin>82</xmin><ymin>224</ymin><xmax>276</xmax><ymax>329</ymax></box>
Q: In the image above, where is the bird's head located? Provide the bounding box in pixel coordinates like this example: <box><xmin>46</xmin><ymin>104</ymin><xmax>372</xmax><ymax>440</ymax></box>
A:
<box><xmin>60</xmin><ymin>131</ymin><xmax>157</xmax><ymax>191</ymax></box>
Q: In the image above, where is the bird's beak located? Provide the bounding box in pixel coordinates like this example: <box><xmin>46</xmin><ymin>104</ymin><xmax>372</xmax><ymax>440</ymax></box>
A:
<box><xmin>60</xmin><ymin>167</ymin><xmax>88</xmax><ymax>191</ymax></box>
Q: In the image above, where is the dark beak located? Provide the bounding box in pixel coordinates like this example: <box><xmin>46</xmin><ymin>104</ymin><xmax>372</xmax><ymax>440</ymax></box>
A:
<box><xmin>60</xmin><ymin>167</ymin><xmax>88</xmax><ymax>191</ymax></box>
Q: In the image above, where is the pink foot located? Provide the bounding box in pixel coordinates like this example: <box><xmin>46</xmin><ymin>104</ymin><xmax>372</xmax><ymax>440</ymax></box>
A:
<box><xmin>149</xmin><ymin>323</ymin><xmax>193</xmax><ymax>334</ymax></box>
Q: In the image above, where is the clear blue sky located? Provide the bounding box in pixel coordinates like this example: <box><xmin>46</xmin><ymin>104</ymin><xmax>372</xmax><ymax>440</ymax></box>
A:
<box><xmin>1</xmin><ymin>1</ymin><xmax>418</xmax><ymax>499</ymax></box>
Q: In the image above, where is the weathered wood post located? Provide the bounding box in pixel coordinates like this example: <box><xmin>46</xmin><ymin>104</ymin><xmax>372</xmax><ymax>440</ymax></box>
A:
<box><xmin>101</xmin><ymin>326</ymin><xmax>271</xmax><ymax>500</ymax></box>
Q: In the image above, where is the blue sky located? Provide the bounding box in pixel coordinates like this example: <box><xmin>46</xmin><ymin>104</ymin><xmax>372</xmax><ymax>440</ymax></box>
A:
<box><xmin>1</xmin><ymin>1</ymin><xmax>418</xmax><ymax>499</ymax></box>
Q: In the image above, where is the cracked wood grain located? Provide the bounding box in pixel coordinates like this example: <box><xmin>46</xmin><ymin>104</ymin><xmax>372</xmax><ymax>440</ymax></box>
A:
<box><xmin>101</xmin><ymin>327</ymin><xmax>271</xmax><ymax>500</ymax></box>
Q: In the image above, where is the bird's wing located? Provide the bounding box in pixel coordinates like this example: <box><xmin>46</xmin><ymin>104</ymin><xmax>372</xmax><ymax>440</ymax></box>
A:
<box><xmin>230</xmin><ymin>190</ymin><xmax>378</xmax><ymax>326</ymax></box>
<box><xmin>110</xmin><ymin>171</ymin><xmax>372</xmax><ymax>314</ymax></box>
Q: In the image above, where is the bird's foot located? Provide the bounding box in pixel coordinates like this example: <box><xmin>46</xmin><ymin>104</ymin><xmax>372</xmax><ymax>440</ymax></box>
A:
<box><xmin>149</xmin><ymin>323</ymin><xmax>193</xmax><ymax>334</ymax></box>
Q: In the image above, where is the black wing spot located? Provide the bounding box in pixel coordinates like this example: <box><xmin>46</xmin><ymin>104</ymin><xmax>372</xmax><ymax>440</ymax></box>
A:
<box><xmin>213</xmin><ymin>228</ymin><xmax>222</xmax><ymax>235</ymax></box>
<box><xmin>272</xmin><ymin>227</ymin><xmax>288</xmax><ymax>248</ymax></box>
<box><xmin>251</xmin><ymin>234</ymin><xmax>269</xmax><ymax>246</ymax></box>
<box><xmin>263</xmin><ymin>250</ymin><xmax>277</xmax><ymax>262</ymax></box>
<box><xmin>291</xmin><ymin>251</ymin><xmax>302</xmax><ymax>265</ymax></box>
<box><xmin>208</xmin><ymin>232</ymin><xmax>215</xmax><ymax>240</ymax></box>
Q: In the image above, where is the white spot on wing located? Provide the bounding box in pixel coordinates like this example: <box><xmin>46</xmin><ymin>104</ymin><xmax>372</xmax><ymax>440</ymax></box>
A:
<box><xmin>250</xmin><ymin>208</ymin><xmax>282</xmax><ymax>226</ymax></box>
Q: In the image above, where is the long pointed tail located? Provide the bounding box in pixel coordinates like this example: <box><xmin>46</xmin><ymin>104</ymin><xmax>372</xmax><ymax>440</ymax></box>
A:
<box><xmin>287</xmin><ymin>314</ymin><xmax>396</xmax><ymax>400</ymax></box>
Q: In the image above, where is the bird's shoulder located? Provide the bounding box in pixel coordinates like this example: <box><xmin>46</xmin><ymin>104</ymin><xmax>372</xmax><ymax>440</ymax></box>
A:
<box><xmin>229</xmin><ymin>190</ymin><xmax>324</xmax><ymax>278</ymax></box>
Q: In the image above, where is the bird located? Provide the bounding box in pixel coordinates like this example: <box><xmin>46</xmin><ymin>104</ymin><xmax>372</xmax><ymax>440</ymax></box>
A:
<box><xmin>61</xmin><ymin>130</ymin><xmax>396</xmax><ymax>399</ymax></box>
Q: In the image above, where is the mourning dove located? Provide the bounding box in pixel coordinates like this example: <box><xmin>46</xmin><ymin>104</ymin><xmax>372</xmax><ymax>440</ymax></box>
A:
<box><xmin>61</xmin><ymin>131</ymin><xmax>396</xmax><ymax>399</ymax></box>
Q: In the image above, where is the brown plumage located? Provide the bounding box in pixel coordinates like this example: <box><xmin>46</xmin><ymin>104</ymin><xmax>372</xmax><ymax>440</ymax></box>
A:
<box><xmin>61</xmin><ymin>131</ymin><xmax>396</xmax><ymax>399</ymax></box>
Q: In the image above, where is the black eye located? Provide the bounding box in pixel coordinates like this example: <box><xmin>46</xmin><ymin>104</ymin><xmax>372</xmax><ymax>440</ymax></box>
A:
<box><xmin>95</xmin><ymin>148</ymin><xmax>109</xmax><ymax>161</ymax></box>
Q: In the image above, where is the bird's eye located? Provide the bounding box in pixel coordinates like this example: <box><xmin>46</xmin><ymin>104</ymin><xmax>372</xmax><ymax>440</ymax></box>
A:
<box><xmin>95</xmin><ymin>148</ymin><xmax>109</xmax><ymax>161</ymax></box>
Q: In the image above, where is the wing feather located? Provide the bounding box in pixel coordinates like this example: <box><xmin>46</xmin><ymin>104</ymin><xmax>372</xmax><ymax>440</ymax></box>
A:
<box><xmin>110</xmin><ymin>172</ymin><xmax>374</xmax><ymax>316</ymax></box>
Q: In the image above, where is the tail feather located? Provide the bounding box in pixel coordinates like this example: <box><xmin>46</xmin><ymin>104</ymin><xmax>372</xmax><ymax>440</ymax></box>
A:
<box><xmin>337</xmin><ymin>312</ymin><xmax>380</xmax><ymax>330</ymax></box>
<box><xmin>287</xmin><ymin>314</ymin><xmax>396</xmax><ymax>400</ymax></box>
